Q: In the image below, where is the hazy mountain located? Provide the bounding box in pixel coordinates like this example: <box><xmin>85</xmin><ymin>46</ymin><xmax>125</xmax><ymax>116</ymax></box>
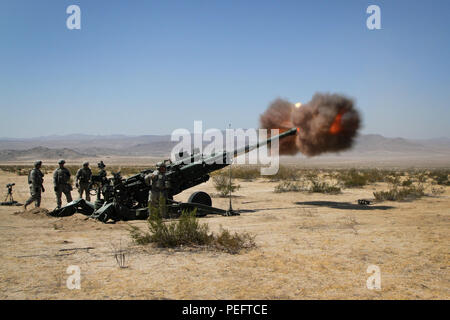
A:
<box><xmin>0</xmin><ymin>133</ymin><xmax>449</xmax><ymax>161</ymax></box>
<box><xmin>0</xmin><ymin>134</ymin><xmax>171</xmax><ymax>151</ymax></box>
<box><xmin>0</xmin><ymin>147</ymin><xmax>94</xmax><ymax>161</ymax></box>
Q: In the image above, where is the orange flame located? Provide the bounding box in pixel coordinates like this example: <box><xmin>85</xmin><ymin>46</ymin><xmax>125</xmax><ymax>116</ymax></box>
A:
<box><xmin>329</xmin><ymin>112</ymin><xmax>343</xmax><ymax>135</ymax></box>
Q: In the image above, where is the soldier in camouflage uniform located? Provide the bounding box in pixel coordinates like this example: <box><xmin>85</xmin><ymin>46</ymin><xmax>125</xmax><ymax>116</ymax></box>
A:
<box><xmin>97</xmin><ymin>161</ymin><xmax>107</xmax><ymax>182</ymax></box>
<box><xmin>75</xmin><ymin>162</ymin><xmax>92</xmax><ymax>201</ymax></box>
<box><xmin>24</xmin><ymin>160</ymin><xmax>45</xmax><ymax>209</ymax></box>
<box><xmin>53</xmin><ymin>159</ymin><xmax>73</xmax><ymax>209</ymax></box>
<box><xmin>96</xmin><ymin>161</ymin><xmax>107</xmax><ymax>200</ymax></box>
<box><xmin>147</xmin><ymin>162</ymin><xmax>171</xmax><ymax>217</ymax></box>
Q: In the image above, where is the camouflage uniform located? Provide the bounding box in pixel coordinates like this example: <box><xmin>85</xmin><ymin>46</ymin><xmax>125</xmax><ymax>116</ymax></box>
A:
<box><xmin>149</xmin><ymin>163</ymin><xmax>170</xmax><ymax>217</ymax></box>
<box><xmin>25</xmin><ymin>162</ymin><xmax>44</xmax><ymax>208</ymax></box>
<box><xmin>96</xmin><ymin>161</ymin><xmax>108</xmax><ymax>200</ymax></box>
<box><xmin>53</xmin><ymin>160</ymin><xmax>73</xmax><ymax>208</ymax></box>
<box><xmin>76</xmin><ymin>164</ymin><xmax>92</xmax><ymax>201</ymax></box>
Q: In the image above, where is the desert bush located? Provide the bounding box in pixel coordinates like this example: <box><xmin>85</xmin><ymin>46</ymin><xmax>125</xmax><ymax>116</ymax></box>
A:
<box><xmin>429</xmin><ymin>169</ymin><xmax>450</xmax><ymax>186</ymax></box>
<box><xmin>212</xmin><ymin>174</ymin><xmax>241</xmax><ymax>197</ymax></box>
<box><xmin>0</xmin><ymin>165</ymin><xmax>35</xmax><ymax>176</ymax></box>
<box><xmin>131</xmin><ymin>209</ymin><xmax>211</xmax><ymax>247</ymax></box>
<box><xmin>373</xmin><ymin>185</ymin><xmax>425</xmax><ymax>201</ymax></box>
<box><xmin>130</xmin><ymin>209</ymin><xmax>255</xmax><ymax>254</ymax></box>
<box><xmin>304</xmin><ymin>169</ymin><xmax>321</xmax><ymax>181</ymax></box>
<box><xmin>214</xmin><ymin>227</ymin><xmax>255</xmax><ymax>254</ymax></box>
<box><xmin>129</xmin><ymin>225</ymin><xmax>153</xmax><ymax>245</ymax></box>
<box><xmin>401</xmin><ymin>179</ymin><xmax>413</xmax><ymax>187</ymax></box>
<box><xmin>415</xmin><ymin>172</ymin><xmax>428</xmax><ymax>184</ymax></box>
<box><xmin>385</xmin><ymin>175</ymin><xmax>401</xmax><ymax>187</ymax></box>
<box><xmin>362</xmin><ymin>168</ymin><xmax>387</xmax><ymax>183</ymax></box>
<box><xmin>274</xmin><ymin>181</ymin><xmax>304</xmax><ymax>193</ymax></box>
<box><xmin>338</xmin><ymin>169</ymin><xmax>368</xmax><ymax>188</ymax></box>
<box><xmin>430</xmin><ymin>186</ymin><xmax>445</xmax><ymax>196</ymax></box>
<box><xmin>310</xmin><ymin>181</ymin><xmax>341</xmax><ymax>194</ymax></box>
<box><xmin>274</xmin><ymin>179</ymin><xmax>340</xmax><ymax>194</ymax></box>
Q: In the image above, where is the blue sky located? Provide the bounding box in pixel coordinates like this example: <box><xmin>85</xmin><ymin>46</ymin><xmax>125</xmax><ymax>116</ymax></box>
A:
<box><xmin>0</xmin><ymin>0</ymin><xmax>449</xmax><ymax>139</ymax></box>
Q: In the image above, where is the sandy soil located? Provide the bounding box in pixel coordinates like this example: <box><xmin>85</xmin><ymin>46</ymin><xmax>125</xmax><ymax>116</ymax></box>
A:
<box><xmin>0</xmin><ymin>168</ymin><xmax>448</xmax><ymax>300</ymax></box>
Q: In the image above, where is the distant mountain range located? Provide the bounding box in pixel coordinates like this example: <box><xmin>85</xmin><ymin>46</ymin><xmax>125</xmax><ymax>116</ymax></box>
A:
<box><xmin>0</xmin><ymin>133</ymin><xmax>449</xmax><ymax>162</ymax></box>
<box><xmin>0</xmin><ymin>146</ymin><xmax>94</xmax><ymax>161</ymax></box>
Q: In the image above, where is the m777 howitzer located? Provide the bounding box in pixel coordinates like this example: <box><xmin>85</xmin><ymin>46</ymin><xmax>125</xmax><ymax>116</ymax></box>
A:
<box><xmin>49</xmin><ymin>128</ymin><xmax>298</xmax><ymax>222</ymax></box>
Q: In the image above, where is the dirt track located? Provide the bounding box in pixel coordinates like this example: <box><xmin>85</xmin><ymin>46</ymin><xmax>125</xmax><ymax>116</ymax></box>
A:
<box><xmin>0</xmin><ymin>169</ymin><xmax>449</xmax><ymax>299</ymax></box>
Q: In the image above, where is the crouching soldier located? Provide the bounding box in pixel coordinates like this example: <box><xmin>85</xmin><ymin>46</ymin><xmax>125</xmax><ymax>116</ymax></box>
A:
<box><xmin>53</xmin><ymin>159</ymin><xmax>73</xmax><ymax>209</ymax></box>
<box><xmin>76</xmin><ymin>162</ymin><xmax>92</xmax><ymax>201</ymax></box>
<box><xmin>24</xmin><ymin>160</ymin><xmax>45</xmax><ymax>209</ymax></box>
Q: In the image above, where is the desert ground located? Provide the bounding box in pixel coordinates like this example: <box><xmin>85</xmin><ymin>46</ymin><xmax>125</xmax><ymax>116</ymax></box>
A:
<box><xmin>0</xmin><ymin>163</ymin><xmax>448</xmax><ymax>300</ymax></box>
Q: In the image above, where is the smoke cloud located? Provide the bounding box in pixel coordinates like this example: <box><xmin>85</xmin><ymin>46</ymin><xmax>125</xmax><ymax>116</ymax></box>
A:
<box><xmin>259</xmin><ymin>93</ymin><xmax>361</xmax><ymax>156</ymax></box>
<box><xmin>259</xmin><ymin>98</ymin><xmax>299</xmax><ymax>155</ymax></box>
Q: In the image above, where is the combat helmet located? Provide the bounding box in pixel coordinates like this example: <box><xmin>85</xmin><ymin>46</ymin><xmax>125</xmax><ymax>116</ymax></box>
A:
<box><xmin>97</xmin><ymin>161</ymin><xmax>106</xmax><ymax>168</ymax></box>
<box><xmin>58</xmin><ymin>159</ymin><xmax>66</xmax><ymax>165</ymax></box>
<box><xmin>34</xmin><ymin>160</ymin><xmax>42</xmax><ymax>167</ymax></box>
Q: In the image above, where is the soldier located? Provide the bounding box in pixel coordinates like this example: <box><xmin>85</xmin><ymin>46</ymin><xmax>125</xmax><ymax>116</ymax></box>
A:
<box><xmin>76</xmin><ymin>162</ymin><xmax>92</xmax><ymax>201</ymax></box>
<box><xmin>97</xmin><ymin>161</ymin><xmax>107</xmax><ymax>182</ymax></box>
<box><xmin>147</xmin><ymin>162</ymin><xmax>170</xmax><ymax>217</ymax></box>
<box><xmin>53</xmin><ymin>159</ymin><xmax>73</xmax><ymax>209</ymax></box>
<box><xmin>24</xmin><ymin>160</ymin><xmax>45</xmax><ymax>210</ymax></box>
<box><xmin>95</xmin><ymin>161</ymin><xmax>108</xmax><ymax>200</ymax></box>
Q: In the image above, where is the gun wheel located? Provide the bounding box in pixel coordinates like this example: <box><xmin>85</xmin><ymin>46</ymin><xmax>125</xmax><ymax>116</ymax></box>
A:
<box><xmin>188</xmin><ymin>191</ymin><xmax>212</xmax><ymax>207</ymax></box>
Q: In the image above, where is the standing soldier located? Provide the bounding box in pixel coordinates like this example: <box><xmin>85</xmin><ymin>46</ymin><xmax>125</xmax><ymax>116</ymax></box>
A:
<box><xmin>53</xmin><ymin>159</ymin><xmax>73</xmax><ymax>209</ymax></box>
<box><xmin>76</xmin><ymin>162</ymin><xmax>92</xmax><ymax>201</ymax></box>
<box><xmin>97</xmin><ymin>161</ymin><xmax>107</xmax><ymax>182</ymax></box>
<box><xmin>147</xmin><ymin>162</ymin><xmax>170</xmax><ymax>218</ymax></box>
<box><xmin>96</xmin><ymin>161</ymin><xmax>107</xmax><ymax>200</ymax></box>
<box><xmin>24</xmin><ymin>160</ymin><xmax>45</xmax><ymax>210</ymax></box>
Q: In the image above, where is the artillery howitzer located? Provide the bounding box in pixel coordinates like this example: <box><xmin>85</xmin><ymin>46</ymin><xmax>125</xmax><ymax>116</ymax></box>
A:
<box><xmin>49</xmin><ymin>128</ymin><xmax>298</xmax><ymax>222</ymax></box>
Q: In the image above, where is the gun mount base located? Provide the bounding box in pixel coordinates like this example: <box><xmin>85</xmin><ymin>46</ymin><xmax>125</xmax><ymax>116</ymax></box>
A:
<box><xmin>48</xmin><ymin>197</ymin><xmax>235</xmax><ymax>223</ymax></box>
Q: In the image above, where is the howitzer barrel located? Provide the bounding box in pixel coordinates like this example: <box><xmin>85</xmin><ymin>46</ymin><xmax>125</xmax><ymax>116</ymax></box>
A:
<box><xmin>232</xmin><ymin>127</ymin><xmax>298</xmax><ymax>158</ymax></box>
<box><xmin>180</xmin><ymin>127</ymin><xmax>298</xmax><ymax>169</ymax></box>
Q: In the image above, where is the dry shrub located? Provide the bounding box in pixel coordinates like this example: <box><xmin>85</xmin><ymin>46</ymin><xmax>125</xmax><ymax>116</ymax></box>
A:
<box><xmin>337</xmin><ymin>169</ymin><xmax>368</xmax><ymax>188</ymax></box>
<box><xmin>430</xmin><ymin>186</ymin><xmax>445</xmax><ymax>196</ymax></box>
<box><xmin>373</xmin><ymin>185</ymin><xmax>425</xmax><ymax>201</ymax></box>
<box><xmin>130</xmin><ymin>209</ymin><xmax>255</xmax><ymax>254</ymax></box>
<box><xmin>428</xmin><ymin>169</ymin><xmax>450</xmax><ymax>186</ymax></box>
<box><xmin>310</xmin><ymin>180</ymin><xmax>341</xmax><ymax>194</ymax></box>
<box><xmin>214</xmin><ymin>228</ymin><xmax>255</xmax><ymax>254</ymax></box>
<box><xmin>274</xmin><ymin>181</ymin><xmax>304</xmax><ymax>193</ymax></box>
<box><xmin>212</xmin><ymin>174</ymin><xmax>241</xmax><ymax>197</ymax></box>
<box><xmin>274</xmin><ymin>180</ymin><xmax>340</xmax><ymax>194</ymax></box>
<box><xmin>334</xmin><ymin>169</ymin><xmax>405</xmax><ymax>187</ymax></box>
<box><xmin>401</xmin><ymin>179</ymin><xmax>413</xmax><ymax>187</ymax></box>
